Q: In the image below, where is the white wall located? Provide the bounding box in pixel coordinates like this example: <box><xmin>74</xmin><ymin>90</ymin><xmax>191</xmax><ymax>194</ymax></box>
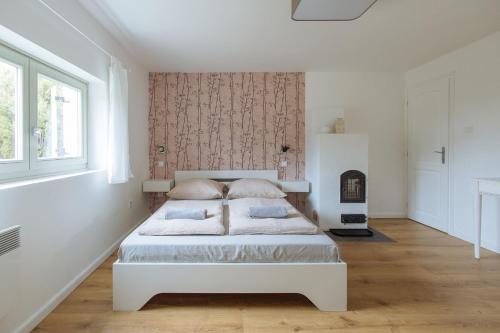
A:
<box><xmin>305</xmin><ymin>72</ymin><xmax>407</xmax><ymax>219</ymax></box>
<box><xmin>0</xmin><ymin>1</ymin><xmax>150</xmax><ymax>332</ymax></box>
<box><xmin>406</xmin><ymin>30</ymin><xmax>500</xmax><ymax>253</ymax></box>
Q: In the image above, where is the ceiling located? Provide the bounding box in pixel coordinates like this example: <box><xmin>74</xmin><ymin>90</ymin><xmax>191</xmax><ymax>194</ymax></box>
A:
<box><xmin>79</xmin><ymin>0</ymin><xmax>500</xmax><ymax>72</ymax></box>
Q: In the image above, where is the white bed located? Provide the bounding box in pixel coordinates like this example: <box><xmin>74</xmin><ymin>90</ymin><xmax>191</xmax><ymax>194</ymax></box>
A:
<box><xmin>113</xmin><ymin>170</ymin><xmax>347</xmax><ymax>312</ymax></box>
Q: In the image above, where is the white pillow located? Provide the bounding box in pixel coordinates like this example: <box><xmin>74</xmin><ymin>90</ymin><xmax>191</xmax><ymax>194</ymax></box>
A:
<box><xmin>167</xmin><ymin>178</ymin><xmax>225</xmax><ymax>200</ymax></box>
<box><xmin>227</xmin><ymin>178</ymin><xmax>286</xmax><ymax>199</ymax></box>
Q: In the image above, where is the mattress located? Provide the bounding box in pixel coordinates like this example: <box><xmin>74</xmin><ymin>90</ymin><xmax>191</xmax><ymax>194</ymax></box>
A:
<box><xmin>119</xmin><ymin>204</ymin><xmax>339</xmax><ymax>263</ymax></box>
<box><xmin>119</xmin><ymin>231</ymin><xmax>339</xmax><ymax>263</ymax></box>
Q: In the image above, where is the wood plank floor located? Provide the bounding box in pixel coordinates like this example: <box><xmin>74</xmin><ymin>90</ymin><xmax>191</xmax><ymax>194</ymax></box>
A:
<box><xmin>33</xmin><ymin>219</ymin><xmax>500</xmax><ymax>332</ymax></box>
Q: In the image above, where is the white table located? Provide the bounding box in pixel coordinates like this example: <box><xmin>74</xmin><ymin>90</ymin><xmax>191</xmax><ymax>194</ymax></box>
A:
<box><xmin>473</xmin><ymin>178</ymin><xmax>500</xmax><ymax>259</ymax></box>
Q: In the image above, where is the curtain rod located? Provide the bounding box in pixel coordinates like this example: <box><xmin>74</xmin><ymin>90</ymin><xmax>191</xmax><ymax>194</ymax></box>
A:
<box><xmin>37</xmin><ymin>0</ymin><xmax>131</xmax><ymax>71</ymax></box>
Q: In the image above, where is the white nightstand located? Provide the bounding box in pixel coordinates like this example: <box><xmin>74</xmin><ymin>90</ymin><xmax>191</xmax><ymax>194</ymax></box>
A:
<box><xmin>278</xmin><ymin>180</ymin><xmax>310</xmax><ymax>193</ymax></box>
<box><xmin>142</xmin><ymin>179</ymin><xmax>174</xmax><ymax>193</ymax></box>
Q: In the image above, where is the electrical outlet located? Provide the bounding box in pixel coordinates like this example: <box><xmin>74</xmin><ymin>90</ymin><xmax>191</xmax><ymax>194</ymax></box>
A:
<box><xmin>157</xmin><ymin>161</ymin><xmax>165</xmax><ymax>167</ymax></box>
<box><xmin>128</xmin><ymin>200</ymin><xmax>133</xmax><ymax>209</ymax></box>
<box><xmin>280</xmin><ymin>160</ymin><xmax>288</xmax><ymax>167</ymax></box>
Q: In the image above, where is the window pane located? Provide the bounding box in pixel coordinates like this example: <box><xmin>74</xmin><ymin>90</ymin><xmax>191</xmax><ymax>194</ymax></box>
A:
<box><xmin>37</xmin><ymin>74</ymin><xmax>82</xmax><ymax>159</ymax></box>
<box><xmin>0</xmin><ymin>58</ymin><xmax>22</xmax><ymax>161</ymax></box>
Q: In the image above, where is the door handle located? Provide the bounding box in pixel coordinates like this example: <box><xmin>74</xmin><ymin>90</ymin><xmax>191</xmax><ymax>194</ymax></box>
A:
<box><xmin>433</xmin><ymin>146</ymin><xmax>445</xmax><ymax>164</ymax></box>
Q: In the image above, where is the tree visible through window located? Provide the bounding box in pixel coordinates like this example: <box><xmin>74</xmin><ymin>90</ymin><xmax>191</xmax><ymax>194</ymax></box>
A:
<box><xmin>37</xmin><ymin>75</ymin><xmax>52</xmax><ymax>158</ymax></box>
<box><xmin>37</xmin><ymin>74</ymin><xmax>82</xmax><ymax>159</ymax></box>
<box><xmin>0</xmin><ymin>60</ymin><xmax>18</xmax><ymax>161</ymax></box>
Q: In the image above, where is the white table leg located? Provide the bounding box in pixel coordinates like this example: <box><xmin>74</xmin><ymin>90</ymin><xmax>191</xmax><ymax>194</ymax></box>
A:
<box><xmin>473</xmin><ymin>180</ymin><xmax>481</xmax><ymax>259</ymax></box>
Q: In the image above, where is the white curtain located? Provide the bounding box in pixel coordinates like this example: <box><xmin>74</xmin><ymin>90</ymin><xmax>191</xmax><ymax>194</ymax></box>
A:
<box><xmin>108</xmin><ymin>57</ymin><xmax>132</xmax><ymax>184</ymax></box>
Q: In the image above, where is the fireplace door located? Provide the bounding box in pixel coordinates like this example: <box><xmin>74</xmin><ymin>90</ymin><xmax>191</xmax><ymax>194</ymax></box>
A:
<box><xmin>340</xmin><ymin>170</ymin><xmax>366</xmax><ymax>203</ymax></box>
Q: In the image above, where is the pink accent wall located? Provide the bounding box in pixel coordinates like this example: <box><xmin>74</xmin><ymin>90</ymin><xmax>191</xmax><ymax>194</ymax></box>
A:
<box><xmin>148</xmin><ymin>72</ymin><xmax>305</xmax><ymax>211</ymax></box>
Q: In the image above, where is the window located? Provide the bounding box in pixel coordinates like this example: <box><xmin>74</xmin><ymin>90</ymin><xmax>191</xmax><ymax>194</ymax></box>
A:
<box><xmin>37</xmin><ymin>74</ymin><xmax>82</xmax><ymax>159</ymax></box>
<box><xmin>0</xmin><ymin>54</ymin><xmax>22</xmax><ymax>161</ymax></box>
<box><xmin>0</xmin><ymin>43</ymin><xmax>87</xmax><ymax>181</ymax></box>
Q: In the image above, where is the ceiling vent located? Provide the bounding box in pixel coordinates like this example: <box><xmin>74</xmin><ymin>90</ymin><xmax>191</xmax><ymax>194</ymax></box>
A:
<box><xmin>292</xmin><ymin>0</ymin><xmax>377</xmax><ymax>21</ymax></box>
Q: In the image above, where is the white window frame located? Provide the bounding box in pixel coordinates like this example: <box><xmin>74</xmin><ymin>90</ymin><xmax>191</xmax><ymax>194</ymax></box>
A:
<box><xmin>0</xmin><ymin>43</ymin><xmax>88</xmax><ymax>182</ymax></box>
<box><xmin>29</xmin><ymin>60</ymin><xmax>88</xmax><ymax>175</ymax></box>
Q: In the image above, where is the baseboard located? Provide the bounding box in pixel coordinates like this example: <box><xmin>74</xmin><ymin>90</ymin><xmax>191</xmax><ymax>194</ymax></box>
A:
<box><xmin>449</xmin><ymin>230</ymin><xmax>472</xmax><ymax>244</ymax></box>
<box><xmin>14</xmin><ymin>215</ymin><xmax>148</xmax><ymax>333</ymax></box>
<box><xmin>368</xmin><ymin>212</ymin><xmax>407</xmax><ymax>219</ymax></box>
<box><xmin>451</xmin><ymin>230</ymin><xmax>500</xmax><ymax>255</ymax></box>
<box><xmin>481</xmin><ymin>241</ymin><xmax>500</xmax><ymax>254</ymax></box>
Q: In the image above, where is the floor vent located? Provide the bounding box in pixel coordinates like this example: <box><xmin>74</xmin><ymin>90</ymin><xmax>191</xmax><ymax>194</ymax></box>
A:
<box><xmin>0</xmin><ymin>225</ymin><xmax>21</xmax><ymax>257</ymax></box>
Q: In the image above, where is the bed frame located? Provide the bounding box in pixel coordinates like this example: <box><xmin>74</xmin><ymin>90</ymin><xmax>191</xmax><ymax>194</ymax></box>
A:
<box><xmin>113</xmin><ymin>170</ymin><xmax>347</xmax><ymax>311</ymax></box>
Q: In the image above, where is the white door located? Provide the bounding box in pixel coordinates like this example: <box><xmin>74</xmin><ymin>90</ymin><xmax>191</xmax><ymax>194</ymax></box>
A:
<box><xmin>408</xmin><ymin>76</ymin><xmax>450</xmax><ymax>232</ymax></box>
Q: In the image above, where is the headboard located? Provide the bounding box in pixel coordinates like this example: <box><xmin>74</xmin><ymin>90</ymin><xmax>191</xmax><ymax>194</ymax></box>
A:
<box><xmin>174</xmin><ymin>170</ymin><xmax>278</xmax><ymax>184</ymax></box>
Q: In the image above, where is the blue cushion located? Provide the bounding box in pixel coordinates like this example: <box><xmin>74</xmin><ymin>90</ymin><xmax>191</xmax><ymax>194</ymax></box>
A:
<box><xmin>249</xmin><ymin>206</ymin><xmax>288</xmax><ymax>218</ymax></box>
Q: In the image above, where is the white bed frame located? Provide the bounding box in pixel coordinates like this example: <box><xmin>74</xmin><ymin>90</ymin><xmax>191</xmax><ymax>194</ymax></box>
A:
<box><xmin>113</xmin><ymin>170</ymin><xmax>347</xmax><ymax>311</ymax></box>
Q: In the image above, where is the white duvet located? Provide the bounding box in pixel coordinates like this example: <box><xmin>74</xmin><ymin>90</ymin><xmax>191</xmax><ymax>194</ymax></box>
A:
<box><xmin>137</xmin><ymin>199</ymin><xmax>224</xmax><ymax>235</ymax></box>
<box><xmin>228</xmin><ymin>198</ymin><xmax>318</xmax><ymax>235</ymax></box>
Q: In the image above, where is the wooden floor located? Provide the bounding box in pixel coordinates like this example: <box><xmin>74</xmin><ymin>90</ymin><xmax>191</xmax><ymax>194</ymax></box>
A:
<box><xmin>33</xmin><ymin>219</ymin><xmax>500</xmax><ymax>332</ymax></box>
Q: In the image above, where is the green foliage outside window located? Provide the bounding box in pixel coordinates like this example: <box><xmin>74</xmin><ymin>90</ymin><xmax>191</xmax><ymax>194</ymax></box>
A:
<box><xmin>0</xmin><ymin>64</ymin><xmax>15</xmax><ymax>160</ymax></box>
<box><xmin>37</xmin><ymin>77</ymin><xmax>56</xmax><ymax>158</ymax></box>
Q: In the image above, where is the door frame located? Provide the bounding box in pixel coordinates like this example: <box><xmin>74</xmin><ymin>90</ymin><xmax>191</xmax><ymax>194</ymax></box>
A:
<box><xmin>405</xmin><ymin>72</ymin><xmax>455</xmax><ymax>234</ymax></box>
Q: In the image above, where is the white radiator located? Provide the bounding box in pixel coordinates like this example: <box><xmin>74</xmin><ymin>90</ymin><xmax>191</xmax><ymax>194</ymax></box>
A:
<box><xmin>0</xmin><ymin>225</ymin><xmax>21</xmax><ymax>320</ymax></box>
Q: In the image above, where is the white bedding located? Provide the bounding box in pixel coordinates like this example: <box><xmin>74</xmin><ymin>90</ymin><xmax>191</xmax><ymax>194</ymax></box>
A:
<box><xmin>228</xmin><ymin>198</ymin><xmax>318</xmax><ymax>235</ymax></box>
<box><xmin>119</xmin><ymin>227</ymin><xmax>339</xmax><ymax>263</ymax></box>
<box><xmin>137</xmin><ymin>199</ymin><xmax>224</xmax><ymax>235</ymax></box>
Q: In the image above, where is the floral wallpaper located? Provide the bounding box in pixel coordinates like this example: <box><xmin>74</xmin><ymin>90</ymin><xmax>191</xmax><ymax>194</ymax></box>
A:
<box><xmin>148</xmin><ymin>72</ymin><xmax>305</xmax><ymax>211</ymax></box>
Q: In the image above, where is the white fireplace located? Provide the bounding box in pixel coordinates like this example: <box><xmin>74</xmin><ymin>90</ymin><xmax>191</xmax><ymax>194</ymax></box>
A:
<box><xmin>310</xmin><ymin>134</ymin><xmax>369</xmax><ymax>231</ymax></box>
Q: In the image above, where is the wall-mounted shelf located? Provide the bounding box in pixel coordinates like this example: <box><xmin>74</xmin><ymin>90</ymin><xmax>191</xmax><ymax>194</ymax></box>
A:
<box><xmin>142</xmin><ymin>179</ymin><xmax>174</xmax><ymax>193</ymax></box>
<box><xmin>143</xmin><ymin>178</ymin><xmax>309</xmax><ymax>193</ymax></box>
<box><xmin>278</xmin><ymin>180</ymin><xmax>310</xmax><ymax>193</ymax></box>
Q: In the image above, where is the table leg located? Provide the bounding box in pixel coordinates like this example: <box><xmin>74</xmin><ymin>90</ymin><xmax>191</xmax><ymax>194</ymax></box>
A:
<box><xmin>473</xmin><ymin>180</ymin><xmax>481</xmax><ymax>259</ymax></box>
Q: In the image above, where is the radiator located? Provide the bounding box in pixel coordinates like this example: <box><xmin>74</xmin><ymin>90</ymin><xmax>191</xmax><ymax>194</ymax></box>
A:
<box><xmin>0</xmin><ymin>225</ymin><xmax>21</xmax><ymax>320</ymax></box>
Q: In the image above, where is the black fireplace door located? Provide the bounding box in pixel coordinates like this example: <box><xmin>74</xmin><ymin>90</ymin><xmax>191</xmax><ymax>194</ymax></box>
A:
<box><xmin>340</xmin><ymin>170</ymin><xmax>366</xmax><ymax>203</ymax></box>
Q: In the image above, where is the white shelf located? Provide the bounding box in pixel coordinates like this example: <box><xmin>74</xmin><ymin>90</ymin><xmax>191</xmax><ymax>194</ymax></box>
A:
<box><xmin>142</xmin><ymin>179</ymin><xmax>174</xmax><ymax>192</ymax></box>
<box><xmin>278</xmin><ymin>180</ymin><xmax>310</xmax><ymax>193</ymax></box>
<box><xmin>143</xmin><ymin>178</ymin><xmax>309</xmax><ymax>193</ymax></box>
